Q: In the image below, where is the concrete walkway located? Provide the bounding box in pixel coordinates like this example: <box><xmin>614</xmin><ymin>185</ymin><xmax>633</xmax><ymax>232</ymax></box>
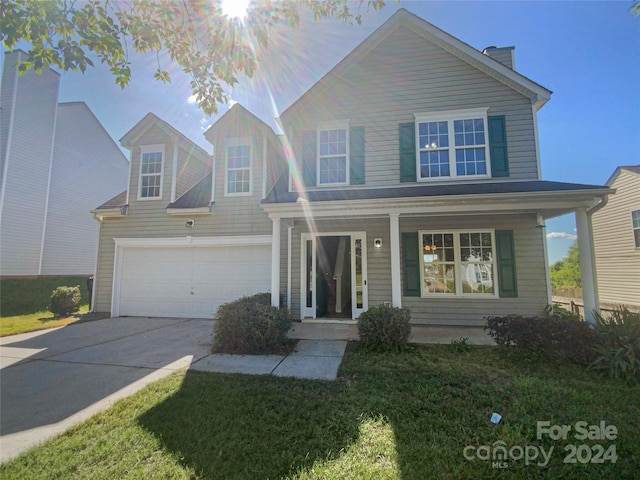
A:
<box><xmin>191</xmin><ymin>339</ymin><xmax>347</xmax><ymax>381</ymax></box>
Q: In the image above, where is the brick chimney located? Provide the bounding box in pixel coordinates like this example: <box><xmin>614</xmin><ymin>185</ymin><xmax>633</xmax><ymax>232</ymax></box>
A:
<box><xmin>482</xmin><ymin>46</ymin><xmax>515</xmax><ymax>70</ymax></box>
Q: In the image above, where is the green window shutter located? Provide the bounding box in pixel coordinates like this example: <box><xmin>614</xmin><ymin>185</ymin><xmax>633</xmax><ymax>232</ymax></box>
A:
<box><xmin>399</xmin><ymin>122</ymin><xmax>416</xmax><ymax>183</ymax></box>
<box><xmin>349</xmin><ymin>126</ymin><xmax>365</xmax><ymax>185</ymax></box>
<box><xmin>402</xmin><ymin>232</ymin><xmax>421</xmax><ymax>296</ymax></box>
<box><xmin>496</xmin><ymin>230</ymin><xmax>518</xmax><ymax>297</ymax></box>
<box><xmin>302</xmin><ymin>130</ymin><xmax>316</xmax><ymax>187</ymax></box>
<box><xmin>488</xmin><ymin>115</ymin><xmax>509</xmax><ymax>177</ymax></box>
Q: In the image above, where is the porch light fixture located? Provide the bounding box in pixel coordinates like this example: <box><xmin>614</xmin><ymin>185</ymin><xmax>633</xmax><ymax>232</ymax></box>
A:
<box><xmin>374</xmin><ymin>238</ymin><xmax>382</xmax><ymax>248</ymax></box>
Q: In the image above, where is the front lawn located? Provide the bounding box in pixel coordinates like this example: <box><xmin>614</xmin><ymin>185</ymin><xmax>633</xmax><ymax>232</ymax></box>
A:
<box><xmin>0</xmin><ymin>307</ymin><xmax>91</xmax><ymax>337</ymax></box>
<box><xmin>1</xmin><ymin>344</ymin><xmax>638</xmax><ymax>479</ymax></box>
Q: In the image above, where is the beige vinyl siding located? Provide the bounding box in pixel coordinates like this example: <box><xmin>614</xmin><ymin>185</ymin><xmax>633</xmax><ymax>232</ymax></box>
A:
<box><xmin>283</xmin><ymin>26</ymin><xmax>538</xmax><ymax>188</ymax></box>
<box><xmin>592</xmin><ymin>171</ymin><xmax>640</xmax><ymax>307</ymax></box>
<box><xmin>400</xmin><ymin>214</ymin><xmax>548</xmax><ymax>326</ymax></box>
<box><xmin>94</xmin><ymin>128</ymin><xmax>274</xmax><ymax>313</ymax></box>
<box><xmin>40</xmin><ymin>103</ymin><xmax>128</xmax><ymax>275</ymax></box>
<box><xmin>0</xmin><ymin>55</ymin><xmax>59</xmax><ymax>275</ymax></box>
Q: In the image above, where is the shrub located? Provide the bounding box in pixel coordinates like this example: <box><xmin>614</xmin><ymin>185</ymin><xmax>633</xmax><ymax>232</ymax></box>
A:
<box><xmin>544</xmin><ymin>303</ymin><xmax>581</xmax><ymax>320</ymax></box>
<box><xmin>49</xmin><ymin>286</ymin><xmax>81</xmax><ymax>317</ymax></box>
<box><xmin>357</xmin><ymin>304</ymin><xmax>411</xmax><ymax>352</ymax></box>
<box><xmin>485</xmin><ymin>314</ymin><xmax>601</xmax><ymax>365</ymax></box>
<box><xmin>213</xmin><ymin>293</ymin><xmax>291</xmax><ymax>354</ymax></box>
<box><xmin>589</xmin><ymin>307</ymin><xmax>640</xmax><ymax>381</ymax></box>
<box><xmin>449</xmin><ymin>337</ymin><xmax>473</xmax><ymax>353</ymax></box>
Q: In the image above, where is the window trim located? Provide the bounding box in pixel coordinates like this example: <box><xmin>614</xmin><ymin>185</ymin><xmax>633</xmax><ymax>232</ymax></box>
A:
<box><xmin>316</xmin><ymin>121</ymin><xmax>350</xmax><ymax>187</ymax></box>
<box><xmin>632</xmin><ymin>208</ymin><xmax>640</xmax><ymax>249</ymax></box>
<box><xmin>414</xmin><ymin>108</ymin><xmax>491</xmax><ymax>181</ymax></box>
<box><xmin>224</xmin><ymin>137</ymin><xmax>253</xmax><ymax>197</ymax></box>
<box><xmin>418</xmin><ymin>228</ymin><xmax>498</xmax><ymax>298</ymax></box>
<box><xmin>137</xmin><ymin>144</ymin><xmax>165</xmax><ymax>200</ymax></box>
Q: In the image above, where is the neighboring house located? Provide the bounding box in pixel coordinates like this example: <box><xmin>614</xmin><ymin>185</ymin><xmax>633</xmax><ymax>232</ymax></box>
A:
<box><xmin>0</xmin><ymin>50</ymin><xmax>129</xmax><ymax>277</ymax></box>
<box><xmin>92</xmin><ymin>9</ymin><xmax>611</xmax><ymax>326</ymax></box>
<box><xmin>592</xmin><ymin>165</ymin><xmax>640</xmax><ymax>309</ymax></box>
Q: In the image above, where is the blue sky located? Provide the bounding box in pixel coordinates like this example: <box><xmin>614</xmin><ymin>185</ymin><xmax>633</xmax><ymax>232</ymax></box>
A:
<box><xmin>4</xmin><ymin>1</ymin><xmax>638</xmax><ymax>264</ymax></box>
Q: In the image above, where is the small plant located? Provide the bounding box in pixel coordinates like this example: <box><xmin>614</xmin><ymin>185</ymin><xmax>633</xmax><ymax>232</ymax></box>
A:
<box><xmin>589</xmin><ymin>306</ymin><xmax>640</xmax><ymax>381</ymax></box>
<box><xmin>357</xmin><ymin>304</ymin><xmax>411</xmax><ymax>352</ymax></box>
<box><xmin>544</xmin><ymin>303</ymin><xmax>581</xmax><ymax>320</ymax></box>
<box><xmin>213</xmin><ymin>293</ymin><xmax>291</xmax><ymax>354</ymax></box>
<box><xmin>449</xmin><ymin>337</ymin><xmax>472</xmax><ymax>353</ymax></box>
<box><xmin>485</xmin><ymin>314</ymin><xmax>601</xmax><ymax>365</ymax></box>
<box><xmin>49</xmin><ymin>286</ymin><xmax>81</xmax><ymax>317</ymax></box>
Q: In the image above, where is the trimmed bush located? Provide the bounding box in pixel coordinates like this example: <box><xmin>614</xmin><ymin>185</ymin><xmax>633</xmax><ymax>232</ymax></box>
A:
<box><xmin>485</xmin><ymin>314</ymin><xmax>601</xmax><ymax>365</ymax></box>
<box><xmin>590</xmin><ymin>307</ymin><xmax>640</xmax><ymax>381</ymax></box>
<box><xmin>213</xmin><ymin>293</ymin><xmax>291</xmax><ymax>354</ymax></box>
<box><xmin>49</xmin><ymin>286</ymin><xmax>82</xmax><ymax>317</ymax></box>
<box><xmin>357</xmin><ymin>304</ymin><xmax>411</xmax><ymax>352</ymax></box>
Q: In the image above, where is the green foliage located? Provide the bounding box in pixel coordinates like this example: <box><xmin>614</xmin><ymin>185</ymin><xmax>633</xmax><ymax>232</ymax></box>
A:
<box><xmin>357</xmin><ymin>304</ymin><xmax>411</xmax><ymax>352</ymax></box>
<box><xmin>1</xmin><ymin>276</ymin><xmax>90</xmax><ymax>316</ymax></box>
<box><xmin>449</xmin><ymin>337</ymin><xmax>472</xmax><ymax>353</ymax></box>
<box><xmin>485</xmin><ymin>314</ymin><xmax>601</xmax><ymax>365</ymax></box>
<box><xmin>590</xmin><ymin>307</ymin><xmax>640</xmax><ymax>381</ymax></box>
<box><xmin>1</xmin><ymin>0</ymin><xmax>387</xmax><ymax>115</ymax></box>
<box><xmin>549</xmin><ymin>241</ymin><xmax>581</xmax><ymax>289</ymax></box>
<box><xmin>49</xmin><ymin>286</ymin><xmax>81</xmax><ymax>317</ymax></box>
<box><xmin>544</xmin><ymin>303</ymin><xmax>581</xmax><ymax>320</ymax></box>
<box><xmin>213</xmin><ymin>293</ymin><xmax>291</xmax><ymax>354</ymax></box>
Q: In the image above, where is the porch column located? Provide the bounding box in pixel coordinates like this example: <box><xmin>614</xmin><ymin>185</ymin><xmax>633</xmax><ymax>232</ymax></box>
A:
<box><xmin>575</xmin><ymin>208</ymin><xmax>598</xmax><ymax>324</ymax></box>
<box><xmin>271</xmin><ymin>217</ymin><xmax>281</xmax><ymax>307</ymax></box>
<box><xmin>389</xmin><ymin>213</ymin><xmax>402</xmax><ymax>307</ymax></box>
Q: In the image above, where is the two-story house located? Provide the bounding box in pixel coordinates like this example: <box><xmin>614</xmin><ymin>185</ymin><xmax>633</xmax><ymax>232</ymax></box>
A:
<box><xmin>92</xmin><ymin>9</ymin><xmax>611</xmax><ymax>327</ymax></box>
<box><xmin>1</xmin><ymin>50</ymin><xmax>129</xmax><ymax>277</ymax></box>
<box><xmin>592</xmin><ymin>165</ymin><xmax>640</xmax><ymax>310</ymax></box>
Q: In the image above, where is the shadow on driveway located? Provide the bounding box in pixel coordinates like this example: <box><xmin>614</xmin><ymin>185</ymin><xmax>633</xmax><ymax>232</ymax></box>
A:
<box><xmin>0</xmin><ymin>317</ymin><xmax>212</xmax><ymax>460</ymax></box>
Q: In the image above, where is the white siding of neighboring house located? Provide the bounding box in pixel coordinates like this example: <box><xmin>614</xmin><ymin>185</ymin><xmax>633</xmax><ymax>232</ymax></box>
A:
<box><xmin>0</xmin><ymin>51</ymin><xmax>60</xmax><ymax>276</ymax></box>
<box><xmin>282</xmin><ymin>25</ymin><xmax>539</xmax><ymax>189</ymax></box>
<box><xmin>592</xmin><ymin>170</ymin><xmax>640</xmax><ymax>308</ymax></box>
<box><xmin>40</xmin><ymin>102</ymin><xmax>129</xmax><ymax>275</ymax></box>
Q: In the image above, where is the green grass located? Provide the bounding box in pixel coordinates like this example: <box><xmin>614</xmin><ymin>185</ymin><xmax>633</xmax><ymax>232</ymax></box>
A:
<box><xmin>0</xmin><ymin>306</ymin><xmax>90</xmax><ymax>337</ymax></box>
<box><xmin>1</xmin><ymin>276</ymin><xmax>91</xmax><ymax>316</ymax></box>
<box><xmin>1</xmin><ymin>345</ymin><xmax>638</xmax><ymax>479</ymax></box>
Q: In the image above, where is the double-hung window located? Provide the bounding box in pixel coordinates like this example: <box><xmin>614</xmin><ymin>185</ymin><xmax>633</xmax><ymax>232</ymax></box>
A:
<box><xmin>632</xmin><ymin>209</ymin><xmax>640</xmax><ymax>248</ymax></box>
<box><xmin>138</xmin><ymin>146</ymin><xmax>164</xmax><ymax>199</ymax></box>
<box><xmin>318</xmin><ymin>125</ymin><xmax>348</xmax><ymax>185</ymax></box>
<box><xmin>416</xmin><ymin>108</ymin><xmax>490</xmax><ymax>180</ymax></box>
<box><xmin>226</xmin><ymin>141</ymin><xmax>251</xmax><ymax>195</ymax></box>
<box><xmin>420</xmin><ymin>230</ymin><xmax>496</xmax><ymax>296</ymax></box>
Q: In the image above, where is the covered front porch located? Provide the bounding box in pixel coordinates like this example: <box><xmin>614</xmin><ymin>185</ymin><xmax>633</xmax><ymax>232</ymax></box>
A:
<box><xmin>263</xmin><ymin>181</ymin><xmax>612</xmax><ymax>325</ymax></box>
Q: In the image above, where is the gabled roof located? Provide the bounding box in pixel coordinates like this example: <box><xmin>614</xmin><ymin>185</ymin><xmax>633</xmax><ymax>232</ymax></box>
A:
<box><xmin>120</xmin><ymin>112</ymin><xmax>209</xmax><ymax>157</ymax></box>
<box><xmin>204</xmin><ymin>103</ymin><xmax>276</xmax><ymax>140</ymax></box>
<box><xmin>605</xmin><ymin>165</ymin><xmax>640</xmax><ymax>186</ymax></box>
<box><xmin>94</xmin><ymin>190</ymin><xmax>127</xmax><ymax>210</ymax></box>
<box><xmin>280</xmin><ymin>8</ymin><xmax>552</xmax><ymax>121</ymax></box>
<box><xmin>167</xmin><ymin>172</ymin><xmax>212</xmax><ymax>209</ymax></box>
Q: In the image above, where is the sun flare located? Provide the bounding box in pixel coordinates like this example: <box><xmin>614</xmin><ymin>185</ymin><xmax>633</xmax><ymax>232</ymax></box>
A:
<box><xmin>221</xmin><ymin>0</ymin><xmax>250</xmax><ymax>20</ymax></box>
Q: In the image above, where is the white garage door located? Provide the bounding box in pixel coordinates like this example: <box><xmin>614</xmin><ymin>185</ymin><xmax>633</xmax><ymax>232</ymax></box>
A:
<box><xmin>117</xmin><ymin>244</ymin><xmax>271</xmax><ymax>318</ymax></box>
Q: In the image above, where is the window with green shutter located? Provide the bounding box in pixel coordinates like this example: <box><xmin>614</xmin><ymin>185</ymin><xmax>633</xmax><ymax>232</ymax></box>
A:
<box><xmin>495</xmin><ymin>229</ymin><xmax>518</xmax><ymax>297</ymax></box>
<box><xmin>488</xmin><ymin>115</ymin><xmax>509</xmax><ymax>177</ymax></box>
<box><xmin>349</xmin><ymin>126</ymin><xmax>365</xmax><ymax>185</ymax></box>
<box><xmin>402</xmin><ymin>232</ymin><xmax>421</xmax><ymax>296</ymax></box>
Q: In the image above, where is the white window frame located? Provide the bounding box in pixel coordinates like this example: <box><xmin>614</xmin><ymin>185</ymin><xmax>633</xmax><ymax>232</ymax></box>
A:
<box><xmin>632</xmin><ymin>208</ymin><xmax>640</xmax><ymax>249</ymax></box>
<box><xmin>316</xmin><ymin>121</ymin><xmax>350</xmax><ymax>186</ymax></box>
<box><xmin>414</xmin><ymin>108</ymin><xmax>491</xmax><ymax>181</ymax></box>
<box><xmin>137</xmin><ymin>144</ymin><xmax>165</xmax><ymax>200</ymax></box>
<box><xmin>418</xmin><ymin>229</ymin><xmax>498</xmax><ymax>298</ymax></box>
<box><xmin>224</xmin><ymin>137</ymin><xmax>253</xmax><ymax>196</ymax></box>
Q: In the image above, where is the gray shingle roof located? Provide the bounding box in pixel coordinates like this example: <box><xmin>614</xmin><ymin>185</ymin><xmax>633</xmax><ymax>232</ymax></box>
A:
<box><xmin>167</xmin><ymin>173</ymin><xmax>212</xmax><ymax>209</ymax></box>
<box><xmin>262</xmin><ymin>180</ymin><xmax>608</xmax><ymax>204</ymax></box>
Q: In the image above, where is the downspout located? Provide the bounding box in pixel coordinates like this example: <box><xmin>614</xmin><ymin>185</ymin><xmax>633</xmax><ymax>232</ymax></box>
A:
<box><xmin>90</xmin><ymin>213</ymin><xmax>103</xmax><ymax>313</ymax></box>
<box><xmin>585</xmin><ymin>195</ymin><xmax>609</xmax><ymax>310</ymax></box>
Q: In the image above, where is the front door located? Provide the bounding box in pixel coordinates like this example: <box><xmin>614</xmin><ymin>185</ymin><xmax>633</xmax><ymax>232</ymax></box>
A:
<box><xmin>302</xmin><ymin>232</ymin><xmax>368</xmax><ymax>320</ymax></box>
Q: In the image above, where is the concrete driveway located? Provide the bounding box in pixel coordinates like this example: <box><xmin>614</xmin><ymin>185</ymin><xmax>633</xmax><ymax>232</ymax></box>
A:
<box><xmin>0</xmin><ymin>317</ymin><xmax>212</xmax><ymax>462</ymax></box>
